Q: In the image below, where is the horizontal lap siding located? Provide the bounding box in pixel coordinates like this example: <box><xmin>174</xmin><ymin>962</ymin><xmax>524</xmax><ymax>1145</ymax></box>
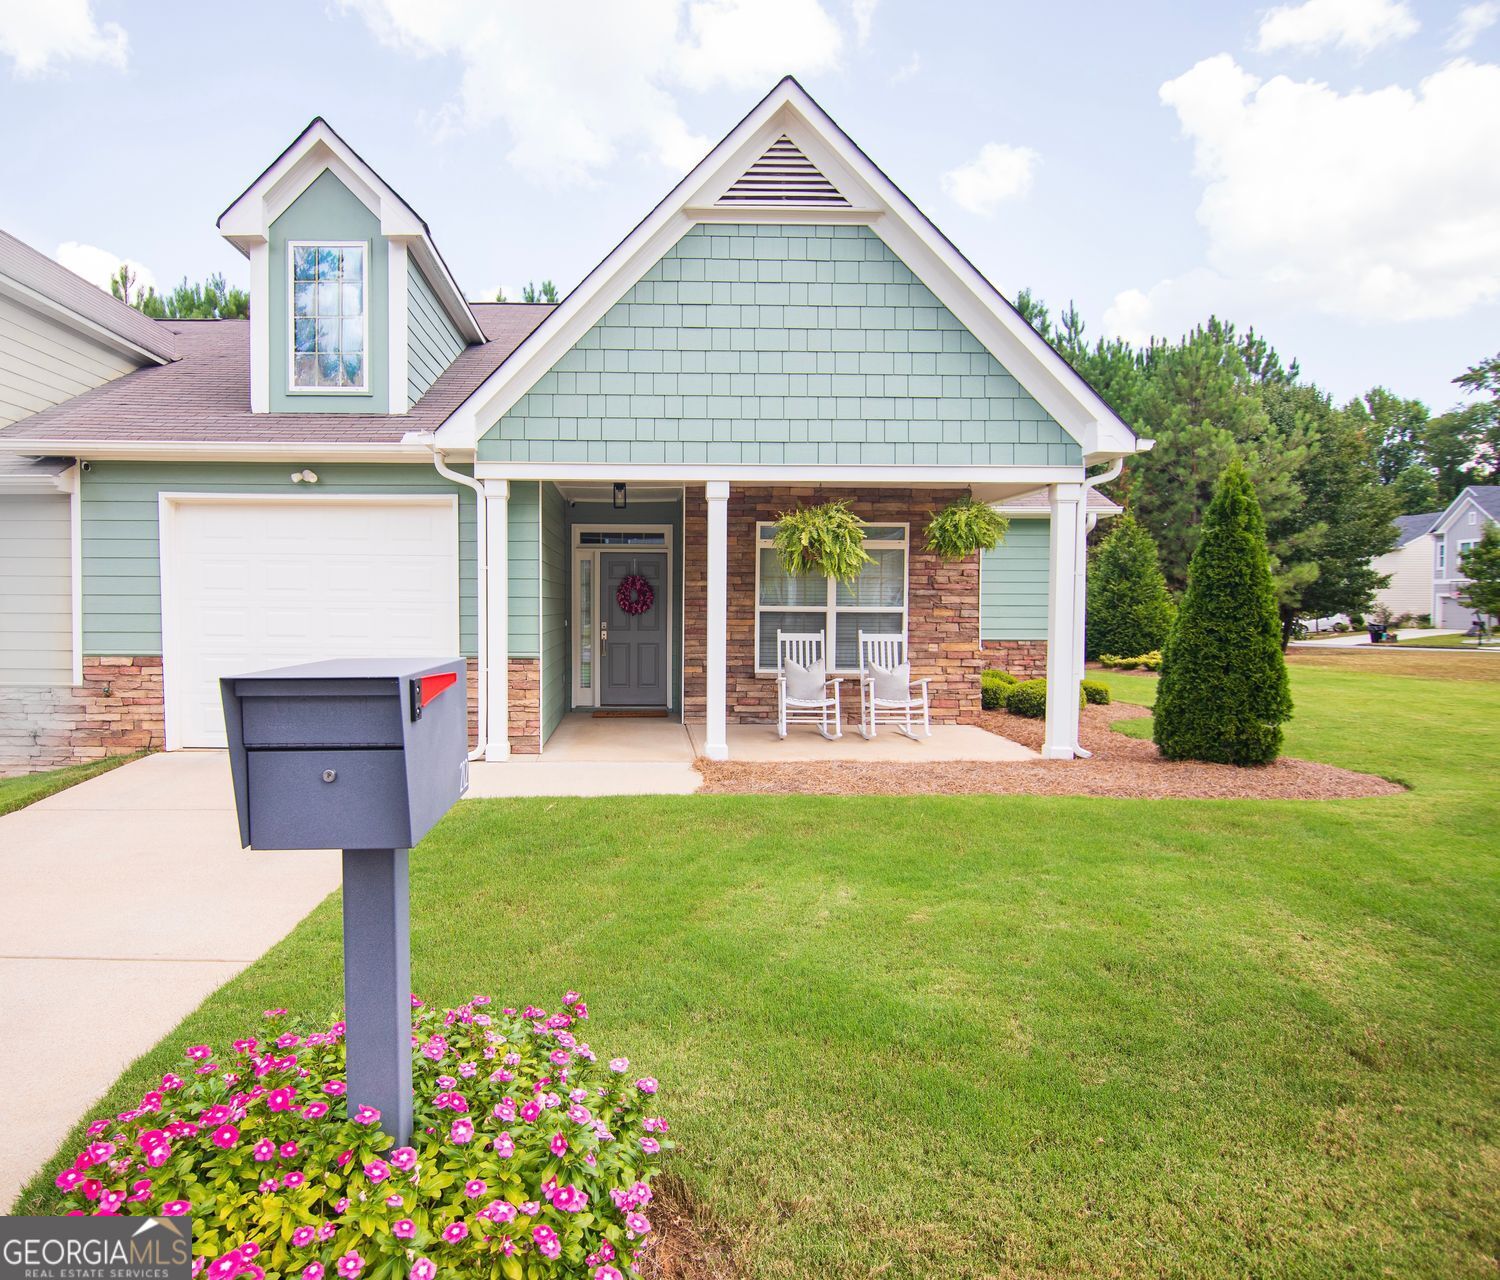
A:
<box><xmin>981</xmin><ymin>517</ymin><xmax>1049</xmax><ymax>640</ymax></box>
<box><xmin>478</xmin><ymin>224</ymin><xmax>1081</xmax><ymax>465</ymax></box>
<box><xmin>0</xmin><ymin>294</ymin><xmax>138</xmax><ymax>426</ymax></box>
<box><xmin>0</xmin><ymin>493</ymin><xmax>72</xmax><ymax>683</ymax></box>
<box><xmin>507</xmin><ymin>480</ymin><xmax>541</xmax><ymax>657</ymax></box>
<box><xmin>407</xmin><ymin>260</ymin><xmax>465</xmax><ymax>406</ymax></box>
<box><xmin>80</xmin><ymin>462</ymin><xmax>478</xmax><ymax>656</ymax></box>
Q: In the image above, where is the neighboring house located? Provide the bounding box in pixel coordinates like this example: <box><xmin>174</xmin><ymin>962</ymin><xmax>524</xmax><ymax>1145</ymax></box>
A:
<box><xmin>1431</xmin><ymin>486</ymin><xmax>1500</xmax><ymax>629</ymax></box>
<box><xmin>0</xmin><ymin>79</ymin><xmax>1146</xmax><ymax>774</ymax></box>
<box><xmin>1371</xmin><ymin>510</ymin><xmax>1442</xmax><ymax>619</ymax></box>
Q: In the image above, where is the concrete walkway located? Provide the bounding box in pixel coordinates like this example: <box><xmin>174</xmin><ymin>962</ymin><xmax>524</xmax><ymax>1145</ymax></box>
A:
<box><xmin>1291</xmin><ymin>627</ymin><xmax>1466</xmax><ymax>648</ymax></box>
<box><xmin>0</xmin><ymin>752</ymin><xmax>341</xmax><ymax>1210</ymax></box>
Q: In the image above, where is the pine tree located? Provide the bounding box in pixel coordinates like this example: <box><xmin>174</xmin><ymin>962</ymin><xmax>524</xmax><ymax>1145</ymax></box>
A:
<box><xmin>1085</xmin><ymin>513</ymin><xmax>1174</xmax><ymax>659</ymax></box>
<box><xmin>1153</xmin><ymin>460</ymin><xmax>1292</xmax><ymax>765</ymax></box>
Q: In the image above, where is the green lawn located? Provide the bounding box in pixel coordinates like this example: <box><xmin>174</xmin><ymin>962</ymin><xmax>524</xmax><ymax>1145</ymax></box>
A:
<box><xmin>17</xmin><ymin>666</ymin><xmax>1500</xmax><ymax>1278</ymax></box>
<box><xmin>1399</xmin><ymin>631</ymin><xmax>1492</xmax><ymax>648</ymax></box>
<box><xmin>0</xmin><ymin>751</ymin><xmax>145</xmax><ymax>816</ymax></box>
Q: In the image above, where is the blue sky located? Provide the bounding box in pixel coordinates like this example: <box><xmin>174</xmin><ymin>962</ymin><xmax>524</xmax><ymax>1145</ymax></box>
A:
<box><xmin>1</xmin><ymin>0</ymin><xmax>1496</xmax><ymax>410</ymax></box>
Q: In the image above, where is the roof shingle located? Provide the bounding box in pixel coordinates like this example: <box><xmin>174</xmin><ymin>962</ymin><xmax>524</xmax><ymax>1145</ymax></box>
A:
<box><xmin>0</xmin><ymin>303</ymin><xmax>553</xmax><ymax>446</ymax></box>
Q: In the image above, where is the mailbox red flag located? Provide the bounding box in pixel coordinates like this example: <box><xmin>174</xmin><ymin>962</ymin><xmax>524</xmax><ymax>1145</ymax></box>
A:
<box><xmin>418</xmin><ymin>672</ymin><xmax>458</xmax><ymax>707</ymax></box>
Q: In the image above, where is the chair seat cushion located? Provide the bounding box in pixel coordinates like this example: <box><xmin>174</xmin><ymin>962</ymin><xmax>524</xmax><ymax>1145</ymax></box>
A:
<box><xmin>869</xmin><ymin>660</ymin><xmax>911</xmax><ymax>701</ymax></box>
<box><xmin>784</xmin><ymin>655</ymin><xmax>827</xmax><ymax>701</ymax></box>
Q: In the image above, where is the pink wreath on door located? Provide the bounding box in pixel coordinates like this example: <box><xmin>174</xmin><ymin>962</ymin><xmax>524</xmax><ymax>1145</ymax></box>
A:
<box><xmin>615</xmin><ymin>573</ymin><xmax>654</xmax><ymax>616</ymax></box>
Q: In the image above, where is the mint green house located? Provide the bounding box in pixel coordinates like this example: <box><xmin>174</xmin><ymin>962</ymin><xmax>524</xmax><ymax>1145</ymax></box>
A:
<box><xmin>0</xmin><ymin>79</ymin><xmax>1143</xmax><ymax>773</ymax></box>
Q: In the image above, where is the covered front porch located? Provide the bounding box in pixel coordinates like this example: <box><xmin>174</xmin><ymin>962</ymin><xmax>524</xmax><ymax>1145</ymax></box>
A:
<box><xmin>476</xmin><ymin>474</ymin><xmax>1088</xmax><ymax>763</ymax></box>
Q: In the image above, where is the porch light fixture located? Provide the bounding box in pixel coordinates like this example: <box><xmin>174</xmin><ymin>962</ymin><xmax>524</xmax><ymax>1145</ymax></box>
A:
<box><xmin>612</xmin><ymin>482</ymin><xmax>627</xmax><ymax>510</ymax></box>
<box><xmin>291</xmin><ymin>469</ymin><xmax>319</xmax><ymax>484</ymax></box>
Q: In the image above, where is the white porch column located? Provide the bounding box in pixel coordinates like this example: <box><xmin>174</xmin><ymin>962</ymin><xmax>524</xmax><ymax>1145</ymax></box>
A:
<box><xmin>484</xmin><ymin>479</ymin><xmax>510</xmax><ymax>761</ymax></box>
<box><xmin>704</xmin><ymin>480</ymin><xmax>730</xmax><ymax>761</ymax></box>
<box><xmin>1043</xmin><ymin>481</ymin><xmax>1084</xmax><ymax>760</ymax></box>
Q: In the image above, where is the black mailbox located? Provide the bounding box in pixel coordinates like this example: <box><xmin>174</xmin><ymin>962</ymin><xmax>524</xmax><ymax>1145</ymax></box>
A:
<box><xmin>220</xmin><ymin>657</ymin><xmax>469</xmax><ymax>851</ymax></box>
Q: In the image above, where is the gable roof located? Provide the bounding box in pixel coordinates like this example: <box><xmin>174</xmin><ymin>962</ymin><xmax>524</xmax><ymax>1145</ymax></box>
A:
<box><xmin>1434</xmin><ymin>484</ymin><xmax>1500</xmax><ymax>534</ymax></box>
<box><xmin>0</xmin><ymin>229</ymin><xmax>177</xmax><ymax>365</ymax></box>
<box><xmin>0</xmin><ymin>304</ymin><xmax>552</xmax><ymax>457</ymax></box>
<box><xmin>218</xmin><ymin>117</ymin><xmax>483</xmax><ymax>344</ymax></box>
<box><xmin>1392</xmin><ymin>510</ymin><xmax>1442</xmax><ymax>546</ymax></box>
<box><xmin>434</xmin><ymin>77</ymin><xmax>1148</xmax><ymax>465</ymax></box>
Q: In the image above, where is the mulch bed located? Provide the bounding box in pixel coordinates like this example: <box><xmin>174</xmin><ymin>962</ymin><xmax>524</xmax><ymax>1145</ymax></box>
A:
<box><xmin>695</xmin><ymin>703</ymin><xmax>1403</xmax><ymax>800</ymax></box>
<box><xmin>635</xmin><ymin>1177</ymin><xmax>736</xmax><ymax>1279</ymax></box>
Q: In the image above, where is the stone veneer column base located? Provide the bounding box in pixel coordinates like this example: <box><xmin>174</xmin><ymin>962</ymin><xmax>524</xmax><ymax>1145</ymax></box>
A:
<box><xmin>508</xmin><ymin>657</ymin><xmax>541</xmax><ymax>755</ymax></box>
<box><xmin>0</xmin><ymin>657</ymin><xmax>165</xmax><ymax>777</ymax></box>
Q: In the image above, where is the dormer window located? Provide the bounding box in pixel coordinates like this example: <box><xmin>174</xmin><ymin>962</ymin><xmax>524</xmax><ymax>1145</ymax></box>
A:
<box><xmin>290</xmin><ymin>242</ymin><xmax>366</xmax><ymax>391</ymax></box>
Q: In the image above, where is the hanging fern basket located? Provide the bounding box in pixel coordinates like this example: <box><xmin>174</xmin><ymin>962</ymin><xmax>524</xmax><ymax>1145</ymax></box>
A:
<box><xmin>771</xmin><ymin>500</ymin><xmax>873</xmax><ymax>586</ymax></box>
<box><xmin>925</xmin><ymin>497</ymin><xmax>1009</xmax><ymax>562</ymax></box>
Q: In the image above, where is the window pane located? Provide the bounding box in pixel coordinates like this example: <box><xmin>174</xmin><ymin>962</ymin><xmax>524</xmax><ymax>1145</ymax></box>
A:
<box><xmin>294</xmin><ymin>354</ymin><xmax>316</xmax><ymax>386</ymax></box>
<box><xmin>341</xmin><ymin>282</ymin><xmax>363</xmax><ymax>316</ymax></box>
<box><xmin>316</xmin><ymin>281</ymin><xmax>339</xmax><ymax>316</ymax></box>
<box><xmin>342</xmin><ymin>317</ymin><xmax>364</xmax><ymax>353</ymax></box>
<box><xmin>342</xmin><ymin>354</ymin><xmax>364</xmax><ymax>386</ymax></box>
<box><xmin>758</xmin><ymin>610</ymin><xmax>828</xmax><ymax>669</ymax></box>
<box><xmin>293</xmin><ymin>247</ymin><xmax>317</xmax><ymax>279</ymax></box>
<box><xmin>835</xmin><ymin>612</ymin><xmax>903</xmax><ymax>669</ymax></box>
<box><xmin>578</xmin><ymin>559</ymin><xmax>593</xmax><ymax>688</ymax></box>
<box><xmin>837</xmin><ymin>547</ymin><xmax>906</xmax><ymax>607</ymax></box>
<box><xmin>293</xmin><ymin>281</ymin><xmax>314</xmax><ymax>316</ymax></box>
<box><xmin>318</xmin><ymin>353</ymin><xmax>341</xmax><ymax>385</ymax></box>
<box><xmin>316</xmin><ymin>247</ymin><xmax>340</xmax><ymax>278</ymax></box>
<box><xmin>863</xmin><ymin>526</ymin><xmax>905</xmax><ymax>542</ymax></box>
<box><xmin>294</xmin><ymin>318</ymin><xmax>316</xmax><ymax>353</ymax></box>
<box><xmin>759</xmin><ymin>548</ymin><xmax>825</xmax><ymax>606</ymax></box>
<box><xmin>342</xmin><ymin>247</ymin><xmax>364</xmax><ymax>282</ymax></box>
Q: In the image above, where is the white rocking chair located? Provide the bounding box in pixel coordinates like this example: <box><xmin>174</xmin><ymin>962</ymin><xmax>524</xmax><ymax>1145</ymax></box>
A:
<box><xmin>775</xmin><ymin>630</ymin><xmax>843</xmax><ymax>740</ymax></box>
<box><xmin>858</xmin><ymin>631</ymin><xmax>931</xmax><ymax>740</ymax></box>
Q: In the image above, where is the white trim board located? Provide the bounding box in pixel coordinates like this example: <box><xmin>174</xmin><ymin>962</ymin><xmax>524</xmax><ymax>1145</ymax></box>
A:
<box><xmin>434</xmin><ymin>78</ymin><xmax>1148</xmax><ymax>465</ymax></box>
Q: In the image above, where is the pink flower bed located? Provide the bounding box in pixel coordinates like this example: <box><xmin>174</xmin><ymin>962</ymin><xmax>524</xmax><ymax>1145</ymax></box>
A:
<box><xmin>54</xmin><ymin>993</ymin><xmax>671</xmax><ymax>1280</ymax></box>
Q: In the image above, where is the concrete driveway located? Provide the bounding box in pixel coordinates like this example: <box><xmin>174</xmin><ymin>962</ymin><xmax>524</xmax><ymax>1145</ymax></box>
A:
<box><xmin>0</xmin><ymin>752</ymin><xmax>341</xmax><ymax>1209</ymax></box>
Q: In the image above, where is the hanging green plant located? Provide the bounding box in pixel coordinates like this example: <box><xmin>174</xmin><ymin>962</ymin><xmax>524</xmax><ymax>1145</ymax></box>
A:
<box><xmin>772</xmin><ymin>499</ymin><xmax>873</xmax><ymax>585</ymax></box>
<box><xmin>924</xmin><ymin>497</ymin><xmax>1009</xmax><ymax>561</ymax></box>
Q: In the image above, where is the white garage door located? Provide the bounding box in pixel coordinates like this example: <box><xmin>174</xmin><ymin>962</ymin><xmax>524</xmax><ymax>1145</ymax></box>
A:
<box><xmin>163</xmin><ymin>497</ymin><xmax>460</xmax><ymax>748</ymax></box>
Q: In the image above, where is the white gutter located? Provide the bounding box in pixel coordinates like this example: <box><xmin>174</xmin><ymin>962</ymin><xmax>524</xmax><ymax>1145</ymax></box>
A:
<box><xmin>416</xmin><ymin>432</ymin><xmax>488</xmax><ymax>763</ymax></box>
<box><xmin>1070</xmin><ymin>456</ymin><xmax>1127</xmax><ymax>759</ymax></box>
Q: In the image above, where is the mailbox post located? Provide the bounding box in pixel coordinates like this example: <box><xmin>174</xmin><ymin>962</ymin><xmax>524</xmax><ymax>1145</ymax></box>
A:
<box><xmin>221</xmin><ymin>658</ymin><xmax>469</xmax><ymax>1145</ymax></box>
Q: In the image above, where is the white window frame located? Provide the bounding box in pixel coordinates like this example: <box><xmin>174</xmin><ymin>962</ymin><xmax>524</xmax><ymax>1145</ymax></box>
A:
<box><xmin>753</xmin><ymin>521</ymin><xmax>909</xmax><ymax>675</ymax></box>
<box><xmin>286</xmin><ymin>239</ymin><xmax>371</xmax><ymax>395</ymax></box>
<box><xmin>1457</xmin><ymin>538</ymin><xmax>1478</xmax><ymax>572</ymax></box>
<box><xmin>1438</xmin><ymin>541</ymin><xmax>1447</xmax><ymax>573</ymax></box>
<box><xmin>570</xmin><ymin>524</ymin><xmax>674</xmax><ymax>709</ymax></box>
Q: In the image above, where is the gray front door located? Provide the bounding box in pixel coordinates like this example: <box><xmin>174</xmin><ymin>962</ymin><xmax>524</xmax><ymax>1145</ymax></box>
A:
<box><xmin>600</xmin><ymin>552</ymin><xmax>667</xmax><ymax>707</ymax></box>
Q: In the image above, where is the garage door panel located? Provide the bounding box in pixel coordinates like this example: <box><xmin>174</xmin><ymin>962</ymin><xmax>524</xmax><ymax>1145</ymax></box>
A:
<box><xmin>166</xmin><ymin>499</ymin><xmax>459</xmax><ymax>748</ymax></box>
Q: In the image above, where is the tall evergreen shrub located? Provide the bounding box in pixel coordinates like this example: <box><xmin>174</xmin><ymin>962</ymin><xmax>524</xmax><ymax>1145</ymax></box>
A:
<box><xmin>1086</xmin><ymin>513</ymin><xmax>1174</xmax><ymax>660</ymax></box>
<box><xmin>1153</xmin><ymin>460</ymin><xmax>1292</xmax><ymax>765</ymax></box>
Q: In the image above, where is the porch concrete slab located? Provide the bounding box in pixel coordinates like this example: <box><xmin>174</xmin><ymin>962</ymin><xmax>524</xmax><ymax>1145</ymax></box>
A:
<box><xmin>539</xmin><ymin>713</ymin><xmax>696</xmax><ymax>762</ymax></box>
<box><xmin>687</xmin><ymin>721</ymin><xmax>1039</xmax><ymax>762</ymax></box>
<box><xmin>0</xmin><ymin>751</ymin><xmax>341</xmax><ymax>1210</ymax></box>
<box><xmin>465</xmin><ymin>760</ymin><xmax>702</xmax><ymax>797</ymax></box>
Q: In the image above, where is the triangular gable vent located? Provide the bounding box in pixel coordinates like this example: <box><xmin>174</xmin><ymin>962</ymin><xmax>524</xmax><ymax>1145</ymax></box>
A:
<box><xmin>717</xmin><ymin>134</ymin><xmax>850</xmax><ymax>206</ymax></box>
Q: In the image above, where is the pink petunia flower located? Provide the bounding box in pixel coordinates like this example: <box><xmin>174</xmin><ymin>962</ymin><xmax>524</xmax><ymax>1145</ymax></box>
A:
<box><xmin>640</xmin><ymin>1136</ymin><xmax>660</xmax><ymax>1154</ymax></box>
<box><xmin>162</xmin><ymin>1200</ymin><xmax>191</xmax><ymax>1216</ymax></box>
<box><xmin>441</xmin><ymin>1222</ymin><xmax>469</xmax><ymax>1244</ymax></box>
<box><xmin>185</xmin><ymin>1045</ymin><xmax>211</xmax><ymax>1061</ymax></box>
<box><xmin>594</xmin><ymin>1268</ymin><xmax>624</xmax><ymax>1280</ymax></box>
<box><xmin>351</xmin><ymin>1106</ymin><xmax>380</xmax><ymax>1125</ymax></box>
<box><xmin>549</xmin><ymin>1132</ymin><xmax>569</xmax><ymax>1157</ymax></box>
<box><xmin>464</xmin><ymin>1179</ymin><xmax>487</xmax><ymax>1199</ymax></box>
<box><xmin>635</xmin><ymin>1077</ymin><xmax>658</xmax><ymax>1095</ymax></box>
<box><xmin>493</xmin><ymin>1132</ymin><xmax>515</xmax><ymax>1158</ymax></box>
<box><xmin>335</xmin><ymin>1252</ymin><xmax>363</xmax><ymax>1279</ymax></box>
<box><xmin>253</xmin><ymin>1140</ymin><xmax>275</xmax><ymax>1162</ymax></box>
<box><xmin>291</xmin><ymin>1227</ymin><xmax>317</xmax><ymax>1248</ymax></box>
<box><xmin>267</xmin><ymin>1087</ymin><xmax>296</xmax><ymax>1111</ymax></box>
<box><xmin>389</xmin><ymin>1146</ymin><xmax>418</xmax><ymax>1171</ymax></box>
<box><xmin>211</xmin><ymin>1125</ymin><xmax>239</xmax><ymax>1149</ymax></box>
<box><xmin>532</xmin><ymin>1225</ymin><xmax>561</xmax><ymax>1260</ymax></box>
<box><xmin>323</xmin><ymin>1081</ymin><xmax>346</xmax><ymax>1097</ymax></box>
<box><xmin>553</xmin><ymin>1184</ymin><xmax>588</xmax><ymax>1212</ymax></box>
<box><xmin>302</xmin><ymin>1266</ymin><xmax>325</xmax><ymax>1280</ymax></box>
<box><xmin>449</xmin><ymin>1118</ymin><xmax>474</xmax><ymax>1145</ymax></box>
<box><xmin>392</xmin><ymin>1220</ymin><xmax>416</xmax><ymax>1240</ymax></box>
<box><xmin>409</xmin><ymin>1261</ymin><xmax>436</xmax><ymax>1280</ymax></box>
<box><xmin>364</xmin><ymin>1159</ymin><xmax>390</xmax><ymax>1183</ymax></box>
<box><xmin>626</xmin><ymin>1212</ymin><xmax>652</xmax><ymax>1235</ymax></box>
<box><xmin>608</xmin><ymin>1058</ymin><xmax>629</xmax><ymax>1073</ymax></box>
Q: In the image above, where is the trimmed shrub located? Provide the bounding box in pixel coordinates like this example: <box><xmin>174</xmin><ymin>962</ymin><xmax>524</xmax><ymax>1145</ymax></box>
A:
<box><xmin>1002</xmin><ymin>678</ymin><xmax>1087</xmax><ymax>718</ymax></box>
<box><xmin>48</xmin><ymin>994</ymin><xmax>670</xmax><ymax>1279</ymax></box>
<box><xmin>979</xmin><ymin>669</ymin><xmax>1017</xmax><ymax>710</ymax></box>
<box><xmin>1086</xmin><ymin>513</ymin><xmax>1175</xmax><ymax>660</ymax></box>
<box><xmin>1153</xmin><ymin>460</ymin><xmax>1292</xmax><ymax>765</ymax></box>
<box><xmin>1081</xmin><ymin>679</ymin><xmax>1111</xmax><ymax>705</ymax></box>
<box><xmin>1098</xmin><ymin>651</ymin><xmax>1161</xmax><ymax>671</ymax></box>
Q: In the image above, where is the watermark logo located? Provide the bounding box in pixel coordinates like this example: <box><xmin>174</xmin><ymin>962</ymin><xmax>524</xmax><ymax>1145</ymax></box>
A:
<box><xmin>1</xmin><ymin>1216</ymin><xmax>192</xmax><ymax>1280</ymax></box>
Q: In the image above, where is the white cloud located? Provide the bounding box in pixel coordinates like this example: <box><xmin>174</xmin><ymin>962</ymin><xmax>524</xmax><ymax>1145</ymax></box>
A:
<box><xmin>1447</xmin><ymin>1</ymin><xmax>1499</xmax><ymax>51</ymax></box>
<box><xmin>939</xmin><ymin>142</ymin><xmax>1038</xmax><ymax>215</ymax></box>
<box><xmin>0</xmin><ymin>0</ymin><xmax>126</xmax><ymax>77</ymax></box>
<box><xmin>1112</xmin><ymin>53</ymin><xmax>1500</xmax><ymax>337</ymax></box>
<box><xmin>891</xmin><ymin>51</ymin><xmax>921</xmax><ymax>82</ymax></box>
<box><xmin>850</xmin><ymin>0</ymin><xmax>877</xmax><ymax>46</ymax></box>
<box><xmin>55</xmin><ymin>241</ymin><xmax>156</xmax><ymax>296</ymax></box>
<box><xmin>339</xmin><ymin>0</ymin><xmax>846</xmax><ymax>185</ymax></box>
<box><xmin>1255</xmin><ymin>0</ymin><xmax>1418</xmax><ymax>54</ymax></box>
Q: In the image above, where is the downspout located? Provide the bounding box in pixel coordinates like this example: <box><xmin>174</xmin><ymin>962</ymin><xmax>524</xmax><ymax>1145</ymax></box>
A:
<box><xmin>1069</xmin><ymin>457</ymin><xmax>1125</xmax><ymax>759</ymax></box>
<box><xmin>416</xmin><ymin>434</ymin><xmax>488</xmax><ymax>763</ymax></box>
